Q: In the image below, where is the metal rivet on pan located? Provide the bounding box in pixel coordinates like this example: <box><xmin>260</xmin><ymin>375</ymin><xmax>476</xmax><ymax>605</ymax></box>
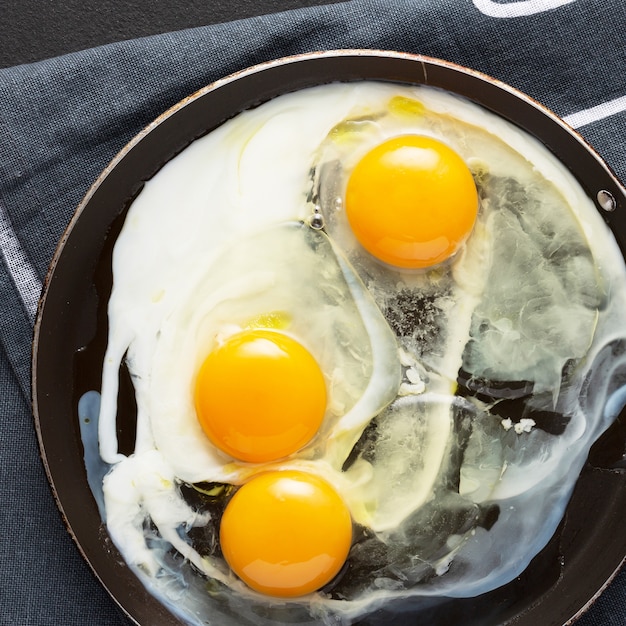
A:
<box><xmin>597</xmin><ymin>190</ymin><xmax>616</xmax><ymax>212</ymax></box>
<box><xmin>308</xmin><ymin>206</ymin><xmax>325</xmax><ymax>230</ymax></box>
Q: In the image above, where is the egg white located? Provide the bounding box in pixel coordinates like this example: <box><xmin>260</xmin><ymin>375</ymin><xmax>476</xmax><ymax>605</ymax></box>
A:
<box><xmin>146</xmin><ymin>223</ymin><xmax>401</xmax><ymax>485</ymax></box>
<box><xmin>97</xmin><ymin>84</ymin><xmax>371</xmax><ymax>464</ymax></box>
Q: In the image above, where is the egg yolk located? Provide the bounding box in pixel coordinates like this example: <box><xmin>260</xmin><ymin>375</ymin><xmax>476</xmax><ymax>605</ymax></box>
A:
<box><xmin>345</xmin><ymin>134</ymin><xmax>478</xmax><ymax>269</ymax></box>
<box><xmin>220</xmin><ymin>470</ymin><xmax>352</xmax><ymax>597</ymax></box>
<box><xmin>194</xmin><ymin>329</ymin><xmax>326</xmax><ymax>463</ymax></box>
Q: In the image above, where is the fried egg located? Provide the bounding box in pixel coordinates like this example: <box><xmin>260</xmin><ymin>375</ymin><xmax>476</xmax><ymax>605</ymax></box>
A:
<box><xmin>80</xmin><ymin>80</ymin><xmax>626</xmax><ymax>625</ymax></box>
<box><xmin>125</xmin><ymin>222</ymin><xmax>401</xmax><ymax>486</ymax></box>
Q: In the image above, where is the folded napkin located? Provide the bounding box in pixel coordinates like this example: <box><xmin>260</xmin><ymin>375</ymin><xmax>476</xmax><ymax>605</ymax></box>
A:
<box><xmin>1</xmin><ymin>0</ymin><xmax>625</xmax><ymax>624</ymax></box>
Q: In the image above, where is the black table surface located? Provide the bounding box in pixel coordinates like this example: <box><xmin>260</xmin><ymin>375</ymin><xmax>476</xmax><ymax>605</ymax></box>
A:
<box><xmin>0</xmin><ymin>0</ymin><xmax>334</xmax><ymax>68</ymax></box>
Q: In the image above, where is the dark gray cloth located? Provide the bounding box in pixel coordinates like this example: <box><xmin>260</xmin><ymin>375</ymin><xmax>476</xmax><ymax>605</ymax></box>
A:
<box><xmin>1</xmin><ymin>1</ymin><xmax>625</xmax><ymax>624</ymax></box>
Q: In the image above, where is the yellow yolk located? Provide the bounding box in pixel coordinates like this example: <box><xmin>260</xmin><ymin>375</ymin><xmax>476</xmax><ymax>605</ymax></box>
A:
<box><xmin>220</xmin><ymin>471</ymin><xmax>353</xmax><ymax>597</ymax></box>
<box><xmin>345</xmin><ymin>134</ymin><xmax>478</xmax><ymax>269</ymax></box>
<box><xmin>194</xmin><ymin>329</ymin><xmax>326</xmax><ymax>463</ymax></box>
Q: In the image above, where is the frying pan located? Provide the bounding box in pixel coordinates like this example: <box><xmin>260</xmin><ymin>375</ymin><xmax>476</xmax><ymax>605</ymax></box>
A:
<box><xmin>31</xmin><ymin>50</ymin><xmax>626</xmax><ymax>626</ymax></box>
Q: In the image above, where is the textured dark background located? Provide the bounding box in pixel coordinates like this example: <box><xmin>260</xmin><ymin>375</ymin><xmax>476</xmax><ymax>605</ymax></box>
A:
<box><xmin>0</xmin><ymin>0</ymin><xmax>338</xmax><ymax>68</ymax></box>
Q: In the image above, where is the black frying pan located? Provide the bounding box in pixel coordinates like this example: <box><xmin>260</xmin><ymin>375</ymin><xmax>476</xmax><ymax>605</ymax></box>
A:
<box><xmin>31</xmin><ymin>50</ymin><xmax>626</xmax><ymax>626</ymax></box>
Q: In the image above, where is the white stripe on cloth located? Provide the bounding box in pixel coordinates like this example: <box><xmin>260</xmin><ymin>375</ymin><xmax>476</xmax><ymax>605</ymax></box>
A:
<box><xmin>473</xmin><ymin>0</ymin><xmax>576</xmax><ymax>19</ymax></box>
<box><xmin>563</xmin><ymin>94</ymin><xmax>626</xmax><ymax>129</ymax></box>
<box><xmin>0</xmin><ymin>199</ymin><xmax>42</xmax><ymax>325</ymax></box>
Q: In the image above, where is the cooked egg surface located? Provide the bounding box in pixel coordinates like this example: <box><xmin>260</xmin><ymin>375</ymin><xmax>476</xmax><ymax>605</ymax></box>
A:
<box><xmin>220</xmin><ymin>471</ymin><xmax>353</xmax><ymax>597</ymax></box>
<box><xmin>345</xmin><ymin>134</ymin><xmax>478</xmax><ymax>268</ymax></box>
<box><xmin>79</xmin><ymin>81</ymin><xmax>626</xmax><ymax>625</ymax></box>
<box><xmin>195</xmin><ymin>329</ymin><xmax>327</xmax><ymax>463</ymax></box>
